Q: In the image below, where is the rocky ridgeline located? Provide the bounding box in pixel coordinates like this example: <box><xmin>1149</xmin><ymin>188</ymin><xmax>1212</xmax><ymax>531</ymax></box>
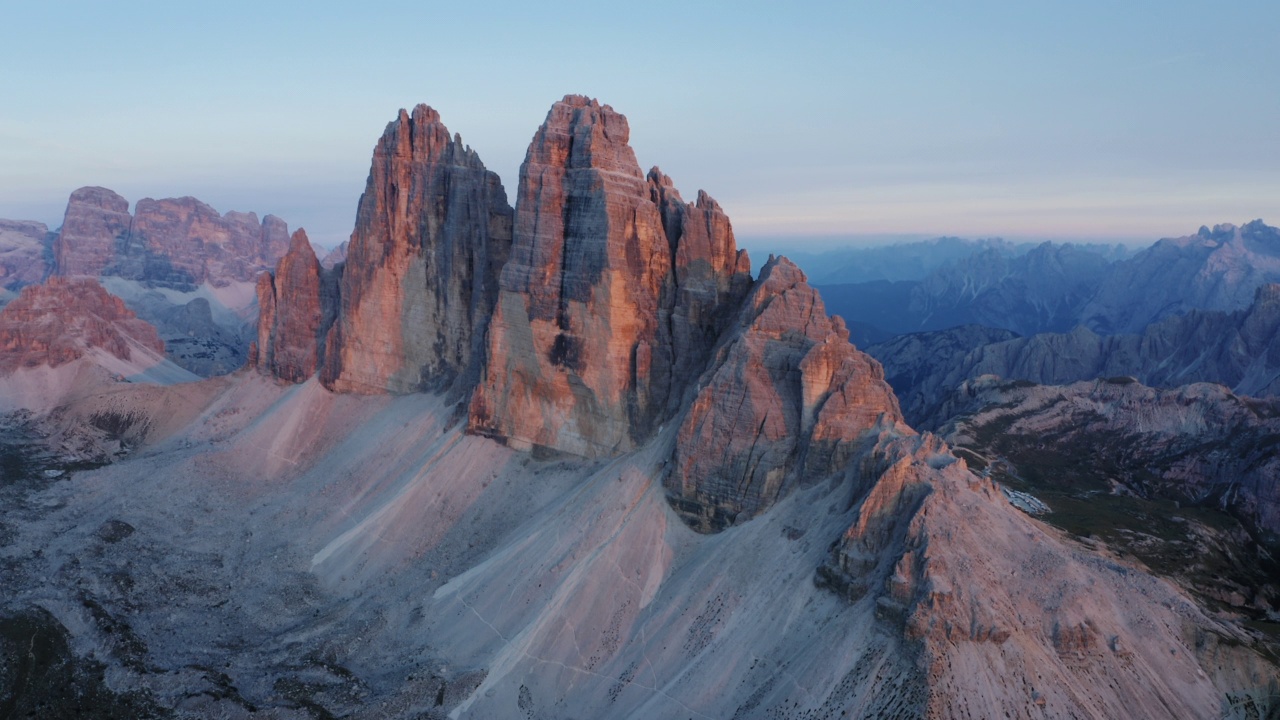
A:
<box><xmin>54</xmin><ymin>186</ymin><xmax>290</xmax><ymax>289</ymax></box>
<box><xmin>0</xmin><ymin>276</ymin><xmax>165</xmax><ymax>373</ymax></box>
<box><xmin>872</xmin><ymin>282</ymin><xmax>1280</xmax><ymax>426</ymax></box>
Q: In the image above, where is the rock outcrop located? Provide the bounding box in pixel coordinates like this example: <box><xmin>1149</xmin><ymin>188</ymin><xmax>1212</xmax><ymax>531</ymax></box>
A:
<box><xmin>0</xmin><ymin>277</ymin><xmax>165</xmax><ymax>374</ymax></box>
<box><xmin>665</xmin><ymin>257</ymin><xmax>902</xmax><ymax>531</ymax></box>
<box><xmin>320</xmin><ymin>105</ymin><xmax>514</xmax><ymax>394</ymax></box>
<box><xmin>53</xmin><ymin>187</ymin><xmax>291</xmax><ymax>288</ymax></box>
<box><xmin>251</xmin><ymin>230</ymin><xmax>340</xmax><ymax>383</ymax></box>
<box><xmin>0</xmin><ymin>220</ymin><xmax>52</xmax><ymax>299</ymax></box>
<box><xmin>469</xmin><ymin>96</ymin><xmax>750</xmax><ymax>457</ymax></box>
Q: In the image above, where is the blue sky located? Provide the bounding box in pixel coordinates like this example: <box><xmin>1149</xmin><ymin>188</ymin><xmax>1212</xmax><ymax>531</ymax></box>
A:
<box><xmin>3</xmin><ymin>1</ymin><xmax>1277</xmax><ymax>251</ymax></box>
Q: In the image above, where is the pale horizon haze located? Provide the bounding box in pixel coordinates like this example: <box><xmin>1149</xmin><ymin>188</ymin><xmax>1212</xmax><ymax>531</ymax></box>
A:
<box><xmin>3</xmin><ymin>1</ymin><xmax>1278</xmax><ymax>252</ymax></box>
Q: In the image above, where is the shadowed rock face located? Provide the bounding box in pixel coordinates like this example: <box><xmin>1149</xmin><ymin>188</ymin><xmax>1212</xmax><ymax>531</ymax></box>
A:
<box><xmin>0</xmin><ymin>277</ymin><xmax>164</xmax><ymax>373</ymax></box>
<box><xmin>665</xmin><ymin>257</ymin><xmax>902</xmax><ymax>532</ymax></box>
<box><xmin>0</xmin><ymin>220</ymin><xmax>52</xmax><ymax>297</ymax></box>
<box><xmin>53</xmin><ymin>187</ymin><xmax>290</xmax><ymax>289</ymax></box>
<box><xmin>469</xmin><ymin>96</ymin><xmax>751</xmax><ymax>457</ymax></box>
<box><xmin>872</xmin><ymin>283</ymin><xmax>1280</xmax><ymax>427</ymax></box>
<box><xmin>251</xmin><ymin>230</ymin><xmax>341</xmax><ymax>383</ymax></box>
<box><xmin>321</xmin><ymin>105</ymin><xmax>514</xmax><ymax>395</ymax></box>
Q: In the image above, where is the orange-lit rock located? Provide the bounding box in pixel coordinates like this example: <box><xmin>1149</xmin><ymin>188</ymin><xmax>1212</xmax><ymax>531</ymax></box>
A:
<box><xmin>0</xmin><ymin>276</ymin><xmax>165</xmax><ymax>373</ymax></box>
<box><xmin>321</xmin><ymin>105</ymin><xmax>513</xmax><ymax>394</ymax></box>
<box><xmin>252</xmin><ymin>230</ymin><xmax>339</xmax><ymax>383</ymax></box>
<box><xmin>665</xmin><ymin>257</ymin><xmax>902</xmax><ymax>531</ymax></box>
<box><xmin>469</xmin><ymin>97</ymin><xmax>752</xmax><ymax>457</ymax></box>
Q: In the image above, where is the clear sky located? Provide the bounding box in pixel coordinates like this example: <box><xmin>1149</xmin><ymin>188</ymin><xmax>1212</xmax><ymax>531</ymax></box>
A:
<box><xmin>3</xmin><ymin>1</ymin><xmax>1277</xmax><ymax>251</ymax></box>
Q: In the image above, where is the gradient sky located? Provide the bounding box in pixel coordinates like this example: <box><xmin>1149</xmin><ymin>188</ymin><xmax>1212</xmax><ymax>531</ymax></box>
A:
<box><xmin>3</xmin><ymin>1</ymin><xmax>1278</xmax><ymax>251</ymax></box>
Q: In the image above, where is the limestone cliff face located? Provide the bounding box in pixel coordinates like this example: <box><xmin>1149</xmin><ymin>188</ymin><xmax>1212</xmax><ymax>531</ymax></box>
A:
<box><xmin>468</xmin><ymin>96</ymin><xmax>751</xmax><ymax>457</ymax></box>
<box><xmin>53</xmin><ymin>187</ymin><xmax>133</xmax><ymax>279</ymax></box>
<box><xmin>665</xmin><ymin>257</ymin><xmax>902</xmax><ymax>532</ymax></box>
<box><xmin>0</xmin><ymin>277</ymin><xmax>164</xmax><ymax>373</ymax></box>
<box><xmin>320</xmin><ymin>105</ymin><xmax>513</xmax><ymax>395</ymax></box>
<box><xmin>52</xmin><ymin>187</ymin><xmax>290</xmax><ymax>288</ymax></box>
<box><xmin>251</xmin><ymin>230</ymin><xmax>340</xmax><ymax>383</ymax></box>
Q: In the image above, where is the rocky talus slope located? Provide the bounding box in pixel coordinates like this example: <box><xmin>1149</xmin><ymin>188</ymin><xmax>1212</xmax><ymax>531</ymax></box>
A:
<box><xmin>935</xmin><ymin>376</ymin><xmax>1280</xmax><ymax>624</ymax></box>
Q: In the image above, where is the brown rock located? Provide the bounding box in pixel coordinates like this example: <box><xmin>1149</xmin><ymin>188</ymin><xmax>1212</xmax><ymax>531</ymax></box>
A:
<box><xmin>664</xmin><ymin>256</ymin><xmax>902</xmax><ymax>532</ymax></box>
<box><xmin>0</xmin><ymin>276</ymin><xmax>165</xmax><ymax>373</ymax></box>
<box><xmin>52</xmin><ymin>186</ymin><xmax>291</xmax><ymax>287</ymax></box>
<box><xmin>253</xmin><ymin>230</ymin><xmax>339</xmax><ymax>383</ymax></box>
<box><xmin>470</xmin><ymin>97</ymin><xmax>752</xmax><ymax>457</ymax></box>
<box><xmin>321</xmin><ymin>105</ymin><xmax>513</xmax><ymax>394</ymax></box>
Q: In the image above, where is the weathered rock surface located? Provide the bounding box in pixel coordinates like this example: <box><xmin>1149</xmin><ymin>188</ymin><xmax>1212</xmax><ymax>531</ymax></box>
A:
<box><xmin>53</xmin><ymin>187</ymin><xmax>290</xmax><ymax>288</ymax></box>
<box><xmin>0</xmin><ymin>219</ymin><xmax>52</xmax><ymax>299</ymax></box>
<box><xmin>469</xmin><ymin>96</ymin><xmax>750</xmax><ymax>457</ymax></box>
<box><xmin>0</xmin><ymin>277</ymin><xmax>165</xmax><ymax>374</ymax></box>
<box><xmin>252</xmin><ymin>230</ymin><xmax>340</xmax><ymax>383</ymax></box>
<box><xmin>321</xmin><ymin>105</ymin><xmax>514</xmax><ymax>395</ymax></box>
<box><xmin>665</xmin><ymin>257</ymin><xmax>902</xmax><ymax>531</ymax></box>
<box><xmin>872</xmin><ymin>283</ymin><xmax>1280</xmax><ymax>426</ymax></box>
<box><xmin>934</xmin><ymin>375</ymin><xmax>1280</xmax><ymax>621</ymax></box>
<box><xmin>1081</xmin><ymin>220</ymin><xmax>1280</xmax><ymax>334</ymax></box>
<box><xmin>820</xmin><ymin>429</ymin><xmax>1275</xmax><ymax>719</ymax></box>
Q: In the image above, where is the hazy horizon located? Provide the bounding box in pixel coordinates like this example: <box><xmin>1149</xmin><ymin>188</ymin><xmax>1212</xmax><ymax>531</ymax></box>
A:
<box><xmin>4</xmin><ymin>1</ymin><xmax>1277</xmax><ymax>250</ymax></box>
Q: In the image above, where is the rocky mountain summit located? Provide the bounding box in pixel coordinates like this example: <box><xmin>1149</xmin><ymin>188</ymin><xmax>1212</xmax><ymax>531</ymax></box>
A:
<box><xmin>250</xmin><ymin>229</ymin><xmax>341</xmax><ymax>383</ymax></box>
<box><xmin>470</xmin><ymin>96</ymin><xmax>751</xmax><ymax>456</ymax></box>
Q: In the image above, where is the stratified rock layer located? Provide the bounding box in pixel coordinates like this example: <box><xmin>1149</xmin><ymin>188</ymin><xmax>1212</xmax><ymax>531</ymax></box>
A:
<box><xmin>251</xmin><ymin>230</ymin><xmax>340</xmax><ymax>383</ymax></box>
<box><xmin>665</xmin><ymin>257</ymin><xmax>902</xmax><ymax>531</ymax></box>
<box><xmin>53</xmin><ymin>187</ymin><xmax>290</xmax><ymax>288</ymax></box>
<box><xmin>321</xmin><ymin>105</ymin><xmax>513</xmax><ymax>394</ymax></box>
<box><xmin>0</xmin><ymin>277</ymin><xmax>164</xmax><ymax>373</ymax></box>
<box><xmin>469</xmin><ymin>96</ymin><xmax>750</xmax><ymax>457</ymax></box>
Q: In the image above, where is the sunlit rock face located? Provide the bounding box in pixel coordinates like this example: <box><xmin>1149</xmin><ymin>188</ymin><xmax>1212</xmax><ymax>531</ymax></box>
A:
<box><xmin>53</xmin><ymin>186</ymin><xmax>290</xmax><ymax>289</ymax></box>
<box><xmin>321</xmin><ymin>105</ymin><xmax>514</xmax><ymax>395</ymax></box>
<box><xmin>664</xmin><ymin>257</ymin><xmax>903</xmax><ymax>532</ymax></box>
<box><xmin>251</xmin><ymin>230</ymin><xmax>340</xmax><ymax>383</ymax></box>
<box><xmin>0</xmin><ymin>276</ymin><xmax>164</xmax><ymax>373</ymax></box>
<box><xmin>469</xmin><ymin>96</ymin><xmax>750</xmax><ymax>457</ymax></box>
